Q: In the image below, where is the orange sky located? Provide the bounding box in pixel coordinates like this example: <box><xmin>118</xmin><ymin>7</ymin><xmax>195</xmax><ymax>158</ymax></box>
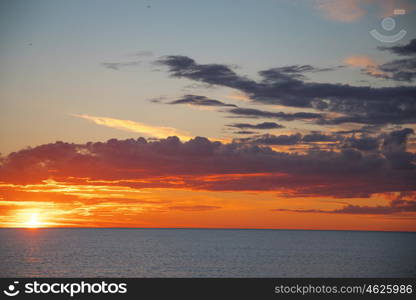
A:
<box><xmin>1</xmin><ymin>176</ymin><xmax>415</xmax><ymax>231</ymax></box>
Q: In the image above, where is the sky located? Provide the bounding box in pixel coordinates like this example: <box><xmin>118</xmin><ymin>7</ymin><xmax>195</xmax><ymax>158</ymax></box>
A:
<box><xmin>0</xmin><ymin>0</ymin><xmax>416</xmax><ymax>230</ymax></box>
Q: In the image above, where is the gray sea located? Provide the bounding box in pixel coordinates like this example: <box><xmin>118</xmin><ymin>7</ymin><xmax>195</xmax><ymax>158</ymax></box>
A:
<box><xmin>0</xmin><ymin>228</ymin><xmax>415</xmax><ymax>277</ymax></box>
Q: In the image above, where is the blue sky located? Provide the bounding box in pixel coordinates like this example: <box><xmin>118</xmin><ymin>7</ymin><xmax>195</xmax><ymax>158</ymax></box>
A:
<box><xmin>1</xmin><ymin>0</ymin><xmax>415</xmax><ymax>154</ymax></box>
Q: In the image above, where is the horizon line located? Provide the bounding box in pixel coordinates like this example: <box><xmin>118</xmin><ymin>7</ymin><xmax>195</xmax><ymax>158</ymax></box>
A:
<box><xmin>1</xmin><ymin>227</ymin><xmax>415</xmax><ymax>233</ymax></box>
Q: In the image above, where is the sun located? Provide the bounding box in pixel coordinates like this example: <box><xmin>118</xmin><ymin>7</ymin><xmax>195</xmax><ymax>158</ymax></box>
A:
<box><xmin>25</xmin><ymin>213</ymin><xmax>41</xmax><ymax>228</ymax></box>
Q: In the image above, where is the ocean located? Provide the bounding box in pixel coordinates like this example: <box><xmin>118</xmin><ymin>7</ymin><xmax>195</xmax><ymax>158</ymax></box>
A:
<box><xmin>0</xmin><ymin>228</ymin><xmax>415</xmax><ymax>277</ymax></box>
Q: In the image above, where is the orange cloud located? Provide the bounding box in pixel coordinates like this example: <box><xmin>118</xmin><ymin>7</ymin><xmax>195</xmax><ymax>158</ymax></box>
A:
<box><xmin>316</xmin><ymin>0</ymin><xmax>368</xmax><ymax>22</ymax></box>
<box><xmin>315</xmin><ymin>0</ymin><xmax>414</xmax><ymax>22</ymax></box>
<box><xmin>226</xmin><ymin>91</ymin><xmax>251</xmax><ymax>102</ymax></box>
<box><xmin>344</xmin><ymin>55</ymin><xmax>387</xmax><ymax>78</ymax></box>
<box><xmin>73</xmin><ymin>114</ymin><xmax>193</xmax><ymax>140</ymax></box>
<box><xmin>73</xmin><ymin>114</ymin><xmax>229</xmax><ymax>144</ymax></box>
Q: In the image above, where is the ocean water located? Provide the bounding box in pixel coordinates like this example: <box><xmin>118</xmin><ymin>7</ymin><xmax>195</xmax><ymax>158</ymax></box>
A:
<box><xmin>0</xmin><ymin>228</ymin><xmax>415</xmax><ymax>277</ymax></box>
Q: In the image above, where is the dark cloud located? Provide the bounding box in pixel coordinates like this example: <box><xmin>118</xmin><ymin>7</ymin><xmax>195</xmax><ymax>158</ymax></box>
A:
<box><xmin>156</xmin><ymin>55</ymin><xmax>251</xmax><ymax>88</ymax></box>
<box><xmin>372</xmin><ymin>40</ymin><xmax>416</xmax><ymax>82</ymax></box>
<box><xmin>233</xmin><ymin>129</ymin><xmax>415</xmax><ymax>158</ymax></box>
<box><xmin>259</xmin><ymin>65</ymin><xmax>343</xmax><ymax>81</ymax></box>
<box><xmin>331</xmin><ymin>201</ymin><xmax>416</xmax><ymax>214</ymax></box>
<box><xmin>378</xmin><ymin>39</ymin><xmax>416</xmax><ymax>56</ymax></box>
<box><xmin>318</xmin><ymin>104</ymin><xmax>416</xmax><ymax>125</ymax></box>
<box><xmin>343</xmin><ymin>136</ymin><xmax>380</xmax><ymax>151</ymax></box>
<box><xmin>102</xmin><ymin>61</ymin><xmax>141</xmax><ymax>70</ymax></box>
<box><xmin>235</xmin><ymin>132</ymin><xmax>340</xmax><ymax>145</ymax></box>
<box><xmin>302</xmin><ymin>132</ymin><xmax>339</xmax><ymax>143</ymax></box>
<box><xmin>335</xmin><ymin>125</ymin><xmax>383</xmax><ymax>135</ymax></box>
<box><xmin>338</xmin><ymin>128</ymin><xmax>415</xmax><ymax>153</ymax></box>
<box><xmin>378</xmin><ymin>57</ymin><xmax>416</xmax><ymax>82</ymax></box>
<box><xmin>227</xmin><ymin>108</ymin><xmax>323</xmax><ymax>121</ymax></box>
<box><xmin>168</xmin><ymin>94</ymin><xmax>237</xmax><ymax>107</ymax></box>
<box><xmin>157</xmin><ymin>55</ymin><xmax>416</xmax><ymax>125</ymax></box>
<box><xmin>234</xmin><ymin>130</ymin><xmax>258</xmax><ymax>135</ymax></box>
<box><xmin>227</xmin><ymin>122</ymin><xmax>284</xmax><ymax>130</ymax></box>
<box><xmin>273</xmin><ymin>192</ymin><xmax>416</xmax><ymax>215</ymax></box>
<box><xmin>382</xmin><ymin>128</ymin><xmax>414</xmax><ymax>153</ymax></box>
<box><xmin>0</xmin><ymin>135</ymin><xmax>414</xmax><ymax>198</ymax></box>
<box><xmin>236</xmin><ymin>134</ymin><xmax>302</xmax><ymax>145</ymax></box>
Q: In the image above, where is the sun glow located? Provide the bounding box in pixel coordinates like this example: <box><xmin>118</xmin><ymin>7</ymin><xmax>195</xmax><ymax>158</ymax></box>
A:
<box><xmin>25</xmin><ymin>213</ymin><xmax>41</xmax><ymax>228</ymax></box>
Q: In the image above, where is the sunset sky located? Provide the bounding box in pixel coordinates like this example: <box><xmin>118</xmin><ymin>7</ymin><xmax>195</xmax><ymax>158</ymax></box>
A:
<box><xmin>1</xmin><ymin>0</ymin><xmax>416</xmax><ymax>231</ymax></box>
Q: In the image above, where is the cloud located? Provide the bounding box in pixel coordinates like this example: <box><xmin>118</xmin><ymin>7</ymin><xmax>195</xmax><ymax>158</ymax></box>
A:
<box><xmin>314</xmin><ymin>0</ymin><xmax>415</xmax><ymax>22</ymax></box>
<box><xmin>344</xmin><ymin>55</ymin><xmax>388</xmax><ymax>78</ymax></box>
<box><xmin>335</xmin><ymin>125</ymin><xmax>383</xmax><ymax>135</ymax></box>
<box><xmin>379</xmin><ymin>39</ymin><xmax>416</xmax><ymax>56</ymax></box>
<box><xmin>227</xmin><ymin>122</ymin><xmax>285</xmax><ymax>130</ymax></box>
<box><xmin>382</xmin><ymin>128</ymin><xmax>414</xmax><ymax>153</ymax></box>
<box><xmin>226</xmin><ymin>108</ymin><xmax>323</xmax><ymax>121</ymax></box>
<box><xmin>162</xmin><ymin>94</ymin><xmax>323</xmax><ymax>122</ymax></box>
<box><xmin>73</xmin><ymin>114</ymin><xmax>193</xmax><ymax>140</ymax></box>
<box><xmin>0</xmin><ymin>134</ymin><xmax>414</xmax><ymax>199</ymax></box>
<box><xmin>157</xmin><ymin>55</ymin><xmax>416</xmax><ymax>125</ymax></box>
<box><xmin>234</xmin><ymin>130</ymin><xmax>258</xmax><ymax>135</ymax></box>
<box><xmin>259</xmin><ymin>65</ymin><xmax>343</xmax><ymax>81</ymax></box>
<box><xmin>343</xmin><ymin>136</ymin><xmax>380</xmax><ymax>151</ymax></box>
<box><xmin>361</xmin><ymin>40</ymin><xmax>416</xmax><ymax>82</ymax></box>
<box><xmin>273</xmin><ymin>192</ymin><xmax>416</xmax><ymax>215</ymax></box>
<box><xmin>168</xmin><ymin>94</ymin><xmax>237</xmax><ymax>107</ymax></box>
<box><xmin>236</xmin><ymin>134</ymin><xmax>302</xmax><ymax>145</ymax></box>
<box><xmin>345</xmin><ymin>54</ymin><xmax>416</xmax><ymax>82</ymax></box>
<box><xmin>302</xmin><ymin>132</ymin><xmax>340</xmax><ymax>143</ymax></box>
<box><xmin>378</xmin><ymin>58</ymin><xmax>416</xmax><ymax>82</ymax></box>
<box><xmin>315</xmin><ymin>0</ymin><xmax>368</xmax><ymax>22</ymax></box>
<box><xmin>101</xmin><ymin>61</ymin><xmax>141</xmax><ymax>70</ymax></box>
<box><xmin>233</xmin><ymin>129</ymin><xmax>414</xmax><ymax>156</ymax></box>
<box><xmin>227</xmin><ymin>91</ymin><xmax>251</xmax><ymax>102</ymax></box>
<box><xmin>156</xmin><ymin>55</ymin><xmax>253</xmax><ymax>90</ymax></box>
<box><xmin>235</xmin><ymin>132</ymin><xmax>340</xmax><ymax>145</ymax></box>
<box><xmin>332</xmin><ymin>201</ymin><xmax>416</xmax><ymax>214</ymax></box>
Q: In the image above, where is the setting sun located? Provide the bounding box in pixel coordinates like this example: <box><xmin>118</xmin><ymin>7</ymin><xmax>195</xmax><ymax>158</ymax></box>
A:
<box><xmin>26</xmin><ymin>213</ymin><xmax>41</xmax><ymax>228</ymax></box>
